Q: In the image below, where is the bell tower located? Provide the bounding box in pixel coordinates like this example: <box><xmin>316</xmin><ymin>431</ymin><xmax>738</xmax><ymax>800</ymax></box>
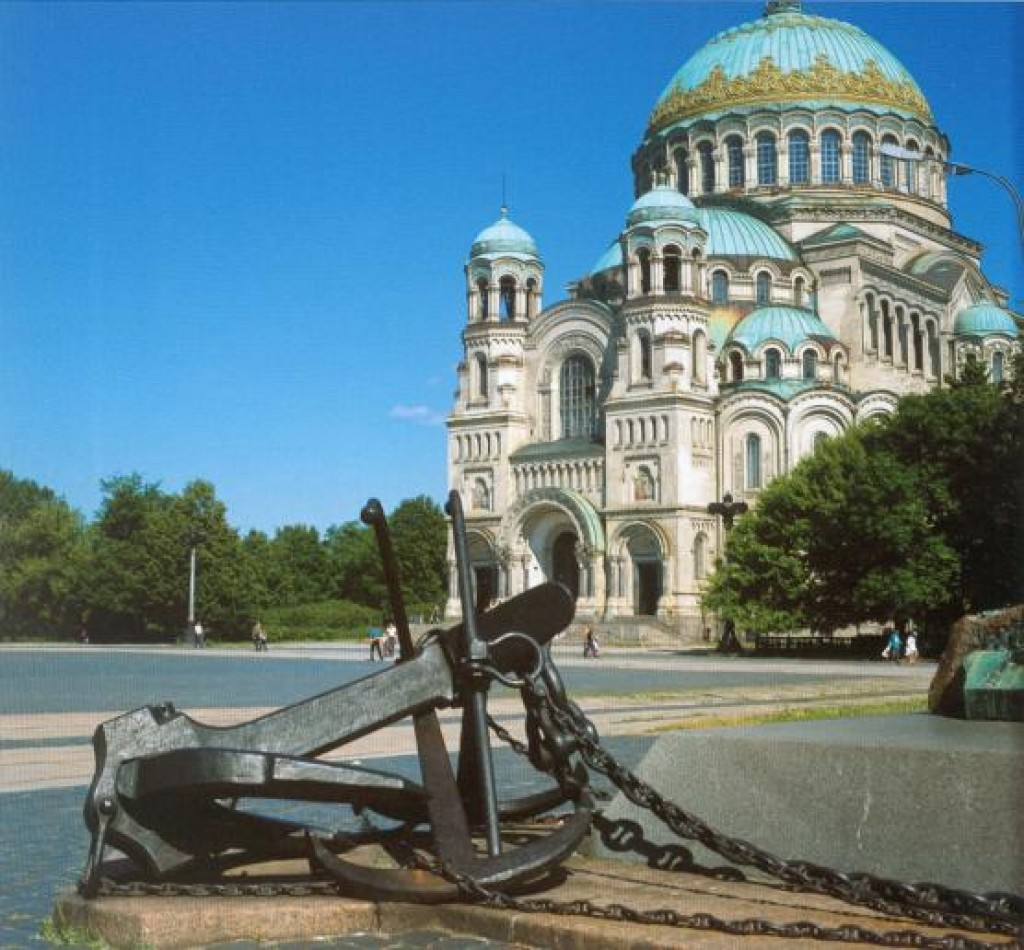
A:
<box><xmin>448</xmin><ymin>207</ymin><xmax>543</xmax><ymax>555</ymax></box>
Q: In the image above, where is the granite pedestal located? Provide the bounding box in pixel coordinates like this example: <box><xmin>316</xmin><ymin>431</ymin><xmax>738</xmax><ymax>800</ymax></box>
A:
<box><xmin>589</xmin><ymin>713</ymin><xmax>1023</xmax><ymax>895</ymax></box>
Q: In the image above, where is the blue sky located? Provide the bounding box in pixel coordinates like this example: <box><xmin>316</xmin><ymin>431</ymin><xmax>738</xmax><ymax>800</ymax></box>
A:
<box><xmin>1</xmin><ymin>2</ymin><xmax>1021</xmax><ymax>534</ymax></box>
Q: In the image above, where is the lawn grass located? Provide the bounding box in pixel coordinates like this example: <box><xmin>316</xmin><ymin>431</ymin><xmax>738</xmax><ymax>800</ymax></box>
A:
<box><xmin>647</xmin><ymin>696</ymin><xmax>928</xmax><ymax>733</ymax></box>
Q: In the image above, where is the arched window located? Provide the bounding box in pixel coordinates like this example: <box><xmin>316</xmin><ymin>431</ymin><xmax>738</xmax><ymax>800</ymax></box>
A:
<box><xmin>794</xmin><ymin>276</ymin><xmax>807</xmax><ymax>307</ymax></box>
<box><xmin>911</xmin><ymin>313</ymin><xmax>923</xmax><ymax>371</ymax></box>
<box><xmin>881</xmin><ymin>135</ymin><xmax>898</xmax><ymax>188</ymax></box>
<box><xmin>729</xmin><ymin>351</ymin><xmax>744</xmax><ymax>382</ymax></box>
<box><xmin>802</xmin><ymin>349</ymin><xmax>818</xmax><ymax>380</ymax></box>
<box><xmin>765</xmin><ymin>347</ymin><xmax>781</xmax><ymax>379</ymax></box>
<box><xmin>726</xmin><ymin>136</ymin><xmax>745</xmax><ymax>188</ymax></box>
<box><xmin>881</xmin><ymin>300</ymin><xmax>893</xmax><ymax>357</ymax></box>
<box><xmin>993</xmin><ymin>350</ymin><xmax>1005</xmax><ymax>383</ymax></box>
<box><xmin>866</xmin><ymin>295</ymin><xmax>878</xmax><ymax>351</ymax></box>
<box><xmin>560</xmin><ymin>355</ymin><xmax>597</xmax><ymax>439</ymax></box>
<box><xmin>928</xmin><ymin>322</ymin><xmax>941</xmax><ymax>377</ymax></box>
<box><xmin>498</xmin><ymin>276</ymin><xmax>516</xmax><ymax>321</ymax></box>
<box><xmin>756</xmin><ymin>271</ymin><xmax>772</xmax><ymax>305</ymax></box>
<box><xmin>693</xmin><ymin>329</ymin><xmax>708</xmax><ymax>385</ymax></box>
<box><xmin>675</xmin><ymin>148</ymin><xmax>690</xmax><ymax>196</ymax></box>
<box><xmin>756</xmin><ymin>132</ymin><xmax>777</xmax><ymax>186</ymax></box>
<box><xmin>896</xmin><ymin>307</ymin><xmax>908</xmax><ymax>365</ymax></box>
<box><xmin>638</xmin><ymin>248</ymin><xmax>652</xmax><ymax>295</ymax></box>
<box><xmin>788</xmin><ymin>129</ymin><xmax>810</xmax><ymax>184</ymax></box>
<box><xmin>476</xmin><ymin>278</ymin><xmax>489</xmax><ymax>320</ymax></box>
<box><xmin>698</xmin><ymin>141</ymin><xmax>715</xmax><ymax>194</ymax></box>
<box><xmin>745</xmin><ymin>433</ymin><xmax>762</xmax><ymax>490</ymax></box>
<box><xmin>821</xmin><ymin>129</ymin><xmax>841</xmax><ymax>184</ymax></box>
<box><xmin>663</xmin><ymin>245</ymin><xmax>682</xmax><ymax>292</ymax></box>
<box><xmin>852</xmin><ymin>131</ymin><xmax>871</xmax><ymax>184</ymax></box>
<box><xmin>637</xmin><ymin>330</ymin><xmax>653</xmax><ymax>380</ymax></box>
<box><xmin>694</xmin><ymin>532</ymin><xmax>708</xmax><ymax>581</ymax></box>
<box><xmin>903</xmin><ymin>139</ymin><xmax>920</xmax><ymax>193</ymax></box>
<box><xmin>711</xmin><ymin>269</ymin><xmax>729</xmax><ymax>304</ymax></box>
<box><xmin>475</xmin><ymin>353</ymin><xmax>489</xmax><ymax>399</ymax></box>
<box><xmin>525</xmin><ymin>277</ymin><xmax>539</xmax><ymax>319</ymax></box>
<box><xmin>922</xmin><ymin>147</ymin><xmax>936</xmax><ymax>198</ymax></box>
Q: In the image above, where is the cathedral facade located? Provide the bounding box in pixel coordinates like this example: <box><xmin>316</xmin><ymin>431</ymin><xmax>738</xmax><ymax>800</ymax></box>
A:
<box><xmin>445</xmin><ymin>1</ymin><xmax>1019</xmax><ymax>634</ymax></box>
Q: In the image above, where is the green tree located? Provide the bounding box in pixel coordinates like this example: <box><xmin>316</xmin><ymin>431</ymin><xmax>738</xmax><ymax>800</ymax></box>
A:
<box><xmin>867</xmin><ymin>377</ymin><xmax>1022</xmax><ymax>618</ymax></box>
<box><xmin>389</xmin><ymin>495</ymin><xmax>448</xmax><ymax>611</ymax></box>
<box><xmin>175</xmin><ymin>480</ymin><xmax>253</xmax><ymax>639</ymax></box>
<box><xmin>0</xmin><ymin>471</ymin><xmax>86</xmax><ymax>638</ymax></box>
<box><xmin>323</xmin><ymin>521</ymin><xmax>384</xmax><ymax>608</ymax></box>
<box><xmin>266</xmin><ymin>524</ymin><xmax>330</xmax><ymax>606</ymax></box>
<box><xmin>80</xmin><ymin>475</ymin><xmax>182</xmax><ymax>640</ymax></box>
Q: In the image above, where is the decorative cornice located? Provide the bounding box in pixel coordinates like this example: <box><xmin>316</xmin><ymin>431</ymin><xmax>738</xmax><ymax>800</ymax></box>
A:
<box><xmin>861</xmin><ymin>259</ymin><xmax>951</xmax><ymax>304</ymax></box>
<box><xmin>767</xmin><ymin>202</ymin><xmax>981</xmax><ymax>256</ymax></box>
<box><xmin>649</xmin><ymin>55</ymin><xmax>932</xmax><ymax>134</ymax></box>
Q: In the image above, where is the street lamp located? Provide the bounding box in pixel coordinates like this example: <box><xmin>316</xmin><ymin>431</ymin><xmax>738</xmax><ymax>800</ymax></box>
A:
<box><xmin>878</xmin><ymin>143</ymin><xmax>1024</xmax><ymax>254</ymax></box>
<box><xmin>708</xmin><ymin>493</ymin><xmax>749</xmax><ymax>653</ymax></box>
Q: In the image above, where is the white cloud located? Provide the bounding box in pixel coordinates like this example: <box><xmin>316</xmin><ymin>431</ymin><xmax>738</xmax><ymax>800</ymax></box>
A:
<box><xmin>390</xmin><ymin>404</ymin><xmax>445</xmax><ymax>426</ymax></box>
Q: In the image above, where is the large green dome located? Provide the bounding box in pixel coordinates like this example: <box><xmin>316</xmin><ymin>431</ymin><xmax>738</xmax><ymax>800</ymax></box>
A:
<box><xmin>648</xmin><ymin>2</ymin><xmax>932</xmax><ymax>135</ymax></box>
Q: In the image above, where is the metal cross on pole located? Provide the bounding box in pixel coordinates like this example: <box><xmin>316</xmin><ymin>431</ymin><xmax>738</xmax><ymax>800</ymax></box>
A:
<box><xmin>708</xmin><ymin>492</ymin><xmax>748</xmax><ymax>531</ymax></box>
<box><xmin>708</xmin><ymin>493</ymin><xmax>749</xmax><ymax>654</ymax></box>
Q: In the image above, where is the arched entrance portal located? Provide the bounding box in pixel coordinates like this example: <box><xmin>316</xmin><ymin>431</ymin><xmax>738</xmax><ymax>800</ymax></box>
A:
<box><xmin>552</xmin><ymin>531</ymin><xmax>580</xmax><ymax>600</ymax></box>
<box><xmin>631</xmin><ymin>525</ymin><xmax>662</xmax><ymax>615</ymax></box>
<box><xmin>607</xmin><ymin>521</ymin><xmax>665</xmax><ymax>619</ymax></box>
<box><xmin>495</xmin><ymin>487</ymin><xmax>606</xmax><ymax>617</ymax></box>
<box><xmin>635</xmin><ymin>561</ymin><xmax>661</xmax><ymax>616</ymax></box>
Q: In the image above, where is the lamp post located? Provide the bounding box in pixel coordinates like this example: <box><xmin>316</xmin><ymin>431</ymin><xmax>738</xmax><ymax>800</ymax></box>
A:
<box><xmin>186</xmin><ymin>533</ymin><xmax>202</xmax><ymax>646</ymax></box>
<box><xmin>708</xmin><ymin>493</ymin><xmax>749</xmax><ymax>653</ymax></box>
<box><xmin>878</xmin><ymin>143</ymin><xmax>1024</xmax><ymax>254</ymax></box>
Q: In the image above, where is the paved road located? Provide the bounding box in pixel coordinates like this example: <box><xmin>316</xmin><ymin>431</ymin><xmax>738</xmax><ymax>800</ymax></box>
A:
<box><xmin>0</xmin><ymin>645</ymin><xmax>932</xmax><ymax>948</ymax></box>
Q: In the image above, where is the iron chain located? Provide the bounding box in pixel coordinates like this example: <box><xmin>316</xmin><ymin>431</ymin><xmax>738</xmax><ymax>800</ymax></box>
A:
<box><xmin>507</xmin><ymin>679</ymin><xmax>1021</xmax><ymax>942</ymax></box>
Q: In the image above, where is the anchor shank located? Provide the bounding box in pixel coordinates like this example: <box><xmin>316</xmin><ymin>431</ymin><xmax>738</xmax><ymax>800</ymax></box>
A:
<box><xmin>446</xmin><ymin>489</ymin><xmax>502</xmax><ymax>857</ymax></box>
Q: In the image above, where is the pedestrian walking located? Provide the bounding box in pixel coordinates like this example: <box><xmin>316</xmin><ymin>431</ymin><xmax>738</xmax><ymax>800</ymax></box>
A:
<box><xmin>583</xmin><ymin>627</ymin><xmax>600</xmax><ymax>659</ymax></box>
<box><xmin>194</xmin><ymin>621</ymin><xmax>206</xmax><ymax>649</ymax></box>
<box><xmin>368</xmin><ymin>627</ymin><xmax>384</xmax><ymax>661</ymax></box>
<box><xmin>882</xmin><ymin>626</ymin><xmax>902</xmax><ymax>664</ymax></box>
<box><xmin>904</xmin><ymin>630</ymin><xmax>919</xmax><ymax>664</ymax></box>
<box><xmin>252</xmin><ymin>621</ymin><xmax>268</xmax><ymax>652</ymax></box>
<box><xmin>384</xmin><ymin>622</ymin><xmax>398</xmax><ymax>658</ymax></box>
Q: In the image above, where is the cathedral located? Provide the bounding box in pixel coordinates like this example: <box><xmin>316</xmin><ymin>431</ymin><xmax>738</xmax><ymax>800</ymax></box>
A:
<box><xmin>445</xmin><ymin>0</ymin><xmax>1020</xmax><ymax>636</ymax></box>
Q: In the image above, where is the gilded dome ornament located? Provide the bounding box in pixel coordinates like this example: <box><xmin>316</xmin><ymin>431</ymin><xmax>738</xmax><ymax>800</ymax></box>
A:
<box><xmin>649</xmin><ymin>53</ymin><xmax>933</xmax><ymax>133</ymax></box>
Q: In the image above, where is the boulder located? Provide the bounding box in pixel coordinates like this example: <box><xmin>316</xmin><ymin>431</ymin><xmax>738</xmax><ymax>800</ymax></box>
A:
<box><xmin>928</xmin><ymin>605</ymin><xmax>1023</xmax><ymax>717</ymax></box>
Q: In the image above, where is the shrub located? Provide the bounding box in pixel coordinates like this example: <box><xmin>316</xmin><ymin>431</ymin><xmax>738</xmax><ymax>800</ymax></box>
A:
<box><xmin>261</xmin><ymin>599</ymin><xmax>379</xmax><ymax>641</ymax></box>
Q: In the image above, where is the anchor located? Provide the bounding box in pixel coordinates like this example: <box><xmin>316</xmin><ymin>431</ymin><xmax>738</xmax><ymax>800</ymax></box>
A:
<box><xmin>80</xmin><ymin>490</ymin><xmax>594</xmax><ymax>903</ymax></box>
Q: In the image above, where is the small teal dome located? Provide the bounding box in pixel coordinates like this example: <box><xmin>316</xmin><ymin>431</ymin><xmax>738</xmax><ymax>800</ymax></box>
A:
<box><xmin>730</xmin><ymin>305</ymin><xmax>836</xmax><ymax>352</ymax></box>
<box><xmin>953</xmin><ymin>302</ymin><xmax>1019</xmax><ymax>338</ymax></box>
<box><xmin>590</xmin><ymin>240</ymin><xmax>622</xmax><ymax>275</ymax></box>
<box><xmin>697</xmin><ymin>208</ymin><xmax>798</xmax><ymax>262</ymax></box>
<box><xmin>648</xmin><ymin>3</ymin><xmax>931</xmax><ymax>134</ymax></box>
<box><xmin>470</xmin><ymin>207</ymin><xmax>539</xmax><ymax>259</ymax></box>
<box><xmin>627</xmin><ymin>185</ymin><xmax>698</xmax><ymax>227</ymax></box>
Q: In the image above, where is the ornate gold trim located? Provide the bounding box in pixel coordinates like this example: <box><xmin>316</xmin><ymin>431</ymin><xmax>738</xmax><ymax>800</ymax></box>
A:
<box><xmin>648</xmin><ymin>54</ymin><xmax>932</xmax><ymax>132</ymax></box>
